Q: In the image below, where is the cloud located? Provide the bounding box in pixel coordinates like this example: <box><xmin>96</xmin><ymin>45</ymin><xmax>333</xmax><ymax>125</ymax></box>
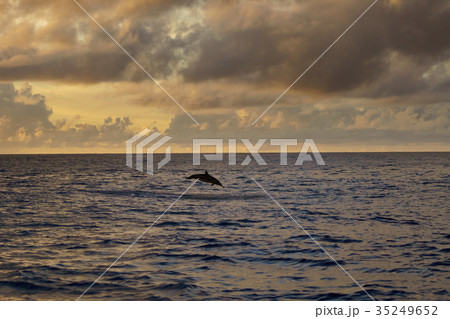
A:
<box><xmin>1</xmin><ymin>82</ymin><xmax>448</xmax><ymax>152</ymax></box>
<box><xmin>0</xmin><ymin>0</ymin><xmax>203</xmax><ymax>83</ymax></box>
<box><xmin>0</xmin><ymin>83</ymin><xmax>54</xmax><ymax>140</ymax></box>
<box><xmin>165</xmin><ymin>102</ymin><xmax>450</xmax><ymax>147</ymax></box>
<box><xmin>178</xmin><ymin>0</ymin><xmax>450</xmax><ymax>97</ymax></box>
<box><xmin>1</xmin><ymin>0</ymin><xmax>448</xmax><ymax>95</ymax></box>
<box><xmin>0</xmin><ymin>51</ymin><xmax>132</xmax><ymax>83</ymax></box>
<box><xmin>181</xmin><ymin>26</ymin><xmax>284</xmax><ymax>83</ymax></box>
<box><xmin>0</xmin><ymin>0</ymin><xmax>449</xmax><ymax>151</ymax></box>
<box><xmin>0</xmin><ymin>83</ymin><xmax>134</xmax><ymax>148</ymax></box>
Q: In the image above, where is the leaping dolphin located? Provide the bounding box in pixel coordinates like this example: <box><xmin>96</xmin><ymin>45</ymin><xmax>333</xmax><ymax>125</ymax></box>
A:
<box><xmin>186</xmin><ymin>171</ymin><xmax>224</xmax><ymax>188</ymax></box>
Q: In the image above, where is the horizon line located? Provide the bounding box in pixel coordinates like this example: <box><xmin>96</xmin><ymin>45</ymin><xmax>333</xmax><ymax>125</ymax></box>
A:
<box><xmin>1</xmin><ymin>151</ymin><xmax>449</xmax><ymax>156</ymax></box>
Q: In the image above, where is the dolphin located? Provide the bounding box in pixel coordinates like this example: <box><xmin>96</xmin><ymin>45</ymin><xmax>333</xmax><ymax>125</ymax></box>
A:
<box><xmin>186</xmin><ymin>171</ymin><xmax>224</xmax><ymax>188</ymax></box>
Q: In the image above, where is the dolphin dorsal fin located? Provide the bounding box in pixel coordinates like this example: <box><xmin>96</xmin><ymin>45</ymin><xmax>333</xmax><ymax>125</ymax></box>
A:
<box><xmin>205</xmin><ymin>170</ymin><xmax>209</xmax><ymax>175</ymax></box>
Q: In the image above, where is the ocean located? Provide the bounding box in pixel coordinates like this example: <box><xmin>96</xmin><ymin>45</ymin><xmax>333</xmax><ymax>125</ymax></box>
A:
<box><xmin>0</xmin><ymin>153</ymin><xmax>448</xmax><ymax>300</ymax></box>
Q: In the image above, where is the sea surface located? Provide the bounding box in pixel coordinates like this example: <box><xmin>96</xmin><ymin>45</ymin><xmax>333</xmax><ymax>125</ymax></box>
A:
<box><xmin>0</xmin><ymin>153</ymin><xmax>448</xmax><ymax>301</ymax></box>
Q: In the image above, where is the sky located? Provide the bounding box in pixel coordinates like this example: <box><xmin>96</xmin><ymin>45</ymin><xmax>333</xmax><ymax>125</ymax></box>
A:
<box><xmin>0</xmin><ymin>0</ymin><xmax>449</xmax><ymax>153</ymax></box>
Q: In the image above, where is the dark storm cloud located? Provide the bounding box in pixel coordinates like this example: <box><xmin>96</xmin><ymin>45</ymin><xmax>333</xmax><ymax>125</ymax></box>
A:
<box><xmin>0</xmin><ymin>0</ymin><xmax>202</xmax><ymax>83</ymax></box>
<box><xmin>181</xmin><ymin>27</ymin><xmax>285</xmax><ymax>82</ymax></box>
<box><xmin>300</xmin><ymin>0</ymin><xmax>450</xmax><ymax>94</ymax></box>
<box><xmin>124</xmin><ymin>22</ymin><xmax>203</xmax><ymax>81</ymax></box>
<box><xmin>181</xmin><ymin>0</ymin><xmax>450</xmax><ymax>95</ymax></box>
<box><xmin>1</xmin><ymin>0</ymin><xmax>448</xmax><ymax>97</ymax></box>
<box><xmin>0</xmin><ymin>51</ymin><xmax>131</xmax><ymax>83</ymax></box>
